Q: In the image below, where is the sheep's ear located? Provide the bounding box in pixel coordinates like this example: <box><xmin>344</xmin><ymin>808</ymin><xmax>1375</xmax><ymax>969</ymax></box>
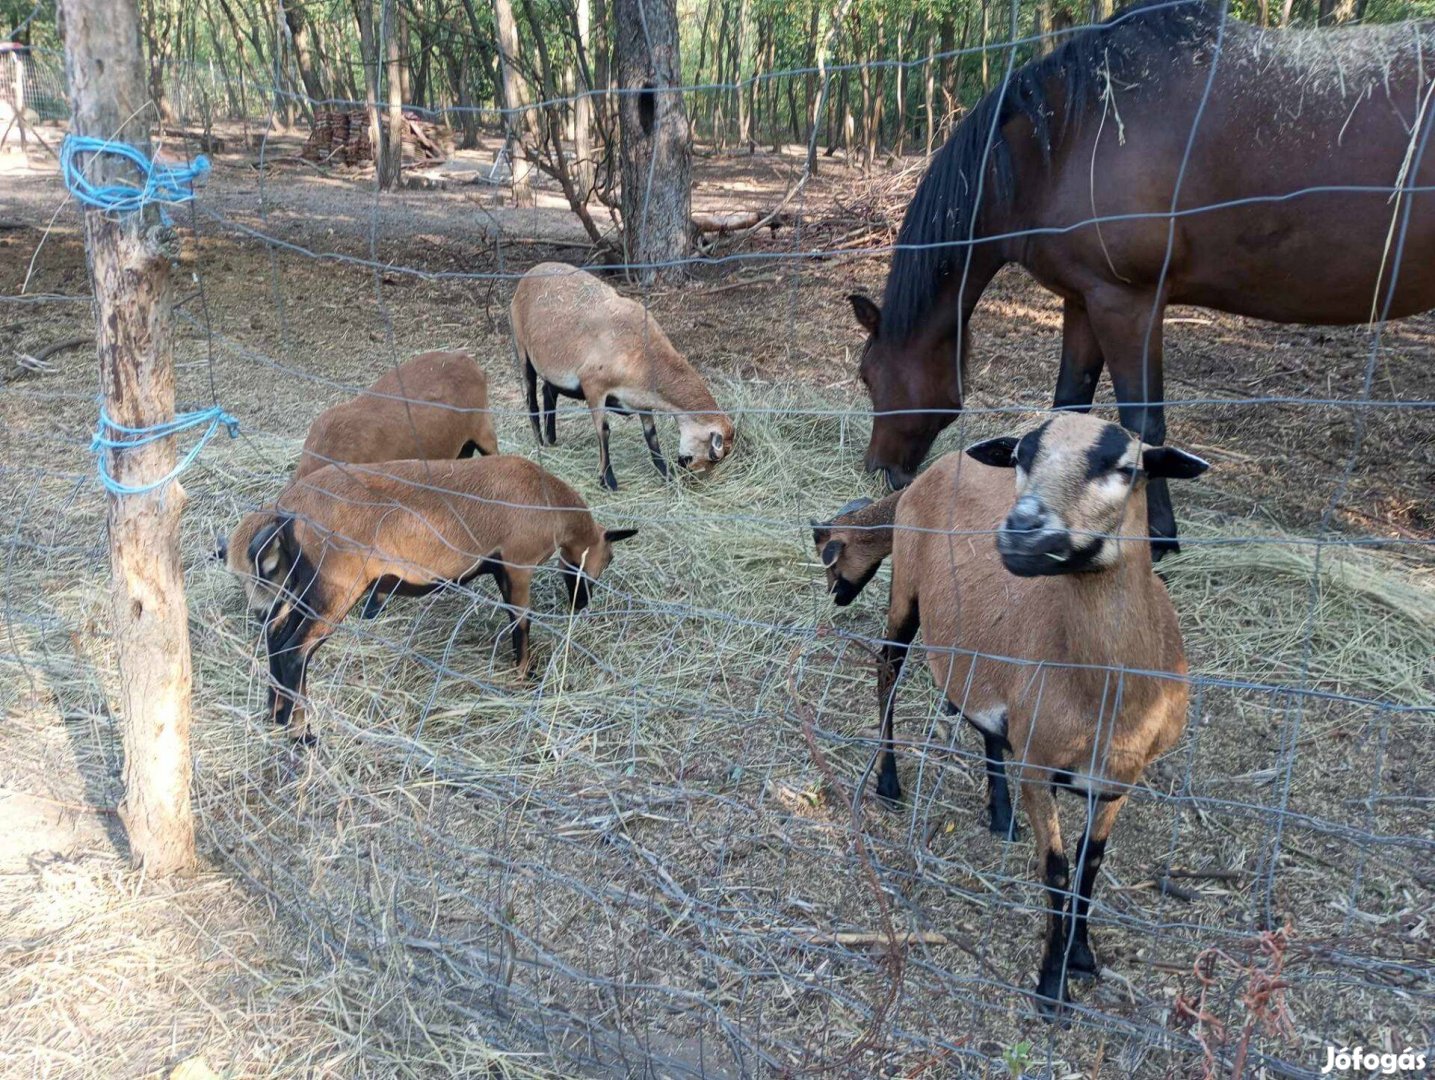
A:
<box><xmin>247</xmin><ymin>514</ymin><xmax>292</xmax><ymax>581</ymax></box>
<box><xmin>1142</xmin><ymin>446</ymin><xmax>1211</xmax><ymax>480</ymax></box>
<box><xmin>708</xmin><ymin>431</ymin><xmax>725</xmax><ymax>461</ymax></box>
<box><xmin>821</xmin><ymin>539</ymin><xmax>846</xmax><ymax>568</ymax></box>
<box><xmin>965</xmin><ymin>435</ymin><xmax>1020</xmax><ymax>468</ymax></box>
<box><xmin>834</xmin><ymin>496</ymin><xmax>875</xmax><ymax>519</ymax></box>
<box><xmin>848</xmin><ymin>293</ymin><xmax>881</xmax><ymax>336</ymax></box>
<box><xmin>604</xmin><ymin>527</ymin><xmax>639</xmax><ymax>544</ymax></box>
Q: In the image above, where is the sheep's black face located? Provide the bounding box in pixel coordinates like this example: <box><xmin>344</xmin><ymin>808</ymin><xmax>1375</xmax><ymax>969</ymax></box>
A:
<box><xmin>967</xmin><ymin>414</ymin><xmax>1210</xmax><ymax>578</ymax></box>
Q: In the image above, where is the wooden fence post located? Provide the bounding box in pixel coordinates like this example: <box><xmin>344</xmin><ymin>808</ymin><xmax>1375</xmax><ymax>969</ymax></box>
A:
<box><xmin>59</xmin><ymin>0</ymin><xmax>196</xmax><ymax>875</ymax></box>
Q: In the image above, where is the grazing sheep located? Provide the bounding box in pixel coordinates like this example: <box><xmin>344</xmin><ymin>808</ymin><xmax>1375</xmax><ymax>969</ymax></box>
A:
<box><xmin>510</xmin><ymin>261</ymin><xmax>735</xmax><ymax>490</ymax></box>
<box><xmin>874</xmin><ymin>413</ymin><xmax>1208</xmax><ymax>1014</ymax></box>
<box><xmin>216</xmin><ymin>349</ymin><xmax>498</xmax><ymax>614</ymax></box>
<box><xmin>247</xmin><ymin>455</ymin><xmax>637</xmax><ymax>737</ymax></box>
<box><xmin>810</xmin><ymin>491</ymin><xmax>901</xmax><ymax>606</ymax></box>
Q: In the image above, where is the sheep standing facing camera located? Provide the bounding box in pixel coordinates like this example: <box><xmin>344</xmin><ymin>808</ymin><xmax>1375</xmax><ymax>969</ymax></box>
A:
<box><xmin>871</xmin><ymin>413</ymin><xmax>1208</xmax><ymax>1015</ymax></box>
<box><xmin>510</xmin><ymin>261</ymin><xmax>735</xmax><ymax>491</ymax></box>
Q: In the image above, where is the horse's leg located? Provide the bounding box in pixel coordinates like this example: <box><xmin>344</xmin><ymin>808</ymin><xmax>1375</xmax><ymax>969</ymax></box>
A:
<box><xmin>1086</xmin><ymin>289</ymin><xmax>1178</xmax><ymax>560</ymax></box>
<box><xmin>1052</xmin><ymin>301</ymin><xmax>1104</xmax><ymax>412</ymax></box>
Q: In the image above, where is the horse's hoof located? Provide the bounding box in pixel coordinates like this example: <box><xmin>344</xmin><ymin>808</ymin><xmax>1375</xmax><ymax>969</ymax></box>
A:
<box><xmin>1034</xmin><ymin>975</ymin><xmax>1073</xmax><ymax>1026</ymax></box>
<box><xmin>1065</xmin><ymin>941</ymin><xmax>1101</xmax><ymax>981</ymax></box>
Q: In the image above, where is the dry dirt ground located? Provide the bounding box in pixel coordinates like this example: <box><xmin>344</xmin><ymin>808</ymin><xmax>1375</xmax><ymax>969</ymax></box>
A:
<box><xmin>1</xmin><ymin>124</ymin><xmax>1432</xmax><ymax>1078</ymax></box>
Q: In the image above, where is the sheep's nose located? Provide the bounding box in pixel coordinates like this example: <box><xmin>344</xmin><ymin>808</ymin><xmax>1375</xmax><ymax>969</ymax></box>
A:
<box><xmin>1004</xmin><ymin>502</ymin><xmax>1045</xmax><ymax>536</ymax></box>
<box><xmin>997</xmin><ymin>499</ymin><xmax>1068</xmax><ymax>556</ymax></box>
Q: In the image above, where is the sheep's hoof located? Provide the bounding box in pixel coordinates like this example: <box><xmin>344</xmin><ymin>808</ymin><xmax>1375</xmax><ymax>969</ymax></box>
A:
<box><xmin>600</xmin><ymin>469</ymin><xmax>619</xmax><ymax>492</ymax></box>
<box><xmin>875</xmin><ymin>776</ymin><xmax>904</xmax><ymax>806</ymax></box>
<box><xmin>987</xmin><ymin>807</ymin><xmax>1021</xmax><ymax>841</ymax></box>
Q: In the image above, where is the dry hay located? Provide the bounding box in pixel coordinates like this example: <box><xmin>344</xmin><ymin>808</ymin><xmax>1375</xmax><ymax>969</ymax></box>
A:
<box><xmin>5</xmin><ymin>379</ymin><xmax>1433</xmax><ymax>1076</ymax></box>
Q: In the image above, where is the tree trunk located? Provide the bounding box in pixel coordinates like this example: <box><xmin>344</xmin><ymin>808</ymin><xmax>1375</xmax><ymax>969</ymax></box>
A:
<box><xmin>283</xmin><ymin>0</ymin><xmax>325</xmax><ymax>108</ymax></box>
<box><xmin>58</xmin><ymin>0</ymin><xmax>196</xmax><ymax>877</ymax></box>
<box><xmin>805</xmin><ymin>0</ymin><xmax>854</xmax><ymax>173</ymax></box>
<box><xmin>575</xmin><ymin>0</ymin><xmax>594</xmax><ymax>196</ymax></box>
<box><xmin>924</xmin><ymin>28</ymin><xmax>936</xmax><ymax>153</ymax></box>
<box><xmin>378</xmin><ymin>0</ymin><xmax>403</xmax><ymax>190</ymax></box>
<box><xmin>353</xmin><ymin>0</ymin><xmax>382</xmax><ymax>169</ymax></box>
<box><xmin>492</xmin><ymin>0</ymin><xmax>534</xmax><ymax>204</ymax></box>
<box><xmin>614</xmin><ymin>0</ymin><xmax>691</xmax><ymax>284</ymax></box>
<box><xmin>980</xmin><ymin>0</ymin><xmax>990</xmax><ymax>92</ymax></box>
<box><xmin>1318</xmin><ymin>0</ymin><xmax>1357</xmax><ymax>24</ymax></box>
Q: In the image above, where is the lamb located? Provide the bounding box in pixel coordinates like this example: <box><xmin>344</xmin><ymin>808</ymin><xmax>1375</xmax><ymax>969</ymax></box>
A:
<box><xmin>216</xmin><ymin>349</ymin><xmax>499</xmax><ymax>614</ymax></box>
<box><xmin>510</xmin><ymin>262</ymin><xmax>735</xmax><ymax>490</ymax></box>
<box><xmin>246</xmin><ymin>455</ymin><xmax>637</xmax><ymax>737</ymax></box>
<box><xmin>809</xmin><ymin>490</ymin><xmax>901</xmax><ymax>606</ymax></box>
<box><xmin>869</xmin><ymin>413</ymin><xmax>1208</xmax><ymax>1014</ymax></box>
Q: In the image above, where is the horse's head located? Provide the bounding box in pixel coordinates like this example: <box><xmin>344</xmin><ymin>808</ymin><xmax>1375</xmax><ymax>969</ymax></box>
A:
<box><xmin>849</xmin><ymin>294</ymin><xmax>962</xmax><ymax>490</ymax></box>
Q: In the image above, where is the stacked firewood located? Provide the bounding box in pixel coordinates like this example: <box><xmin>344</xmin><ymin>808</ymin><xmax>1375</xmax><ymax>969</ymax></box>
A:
<box><xmin>301</xmin><ymin>110</ymin><xmax>447</xmax><ymax>166</ymax></box>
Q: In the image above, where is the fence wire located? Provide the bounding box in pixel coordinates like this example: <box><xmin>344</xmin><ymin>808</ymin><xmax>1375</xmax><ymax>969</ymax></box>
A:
<box><xmin>2</xmin><ymin>1</ymin><xmax>1433</xmax><ymax>1077</ymax></box>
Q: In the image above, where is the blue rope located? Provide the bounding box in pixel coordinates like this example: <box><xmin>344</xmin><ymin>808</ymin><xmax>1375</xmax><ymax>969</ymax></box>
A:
<box><xmin>60</xmin><ymin>135</ymin><xmax>210</xmax><ymax>217</ymax></box>
<box><xmin>91</xmin><ymin>404</ymin><xmax>239</xmax><ymax>496</ymax></box>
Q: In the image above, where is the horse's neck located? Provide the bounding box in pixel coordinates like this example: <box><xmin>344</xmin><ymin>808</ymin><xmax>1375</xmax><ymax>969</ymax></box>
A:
<box><xmin>919</xmin><ymin>243</ymin><xmax>1007</xmax><ymax>353</ymax></box>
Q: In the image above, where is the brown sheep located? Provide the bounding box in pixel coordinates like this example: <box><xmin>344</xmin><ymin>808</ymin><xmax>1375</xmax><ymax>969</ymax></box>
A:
<box><xmin>247</xmin><ymin>455</ymin><xmax>636</xmax><ymax>738</ymax></box>
<box><xmin>216</xmin><ymin>349</ymin><xmax>499</xmax><ymax>614</ymax></box>
<box><xmin>874</xmin><ymin>413</ymin><xmax>1208</xmax><ymax>1015</ymax></box>
<box><xmin>510</xmin><ymin>262</ymin><xmax>735</xmax><ymax>490</ymax></box>
<box><xmin>809</xmin><ymin>491</ymin><xmax>901</xmax><ymax>606</ymax></box>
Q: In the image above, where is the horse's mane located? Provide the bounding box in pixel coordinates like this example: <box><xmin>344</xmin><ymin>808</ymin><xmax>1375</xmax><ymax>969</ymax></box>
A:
<box><xmin>879</xmin><ymin>0</ymin><xmax>1224</xmax><ymax>346</ymax></box>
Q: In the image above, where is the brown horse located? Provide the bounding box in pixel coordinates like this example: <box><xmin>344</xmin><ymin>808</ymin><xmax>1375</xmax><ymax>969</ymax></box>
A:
<box><xmin>850</xmin><ymin>0</ymin><xmax>1435</xmax><ymax>556</ymax></box>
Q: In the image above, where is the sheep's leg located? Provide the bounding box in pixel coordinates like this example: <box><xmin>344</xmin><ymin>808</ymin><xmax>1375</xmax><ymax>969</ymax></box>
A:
<box><xmin>492</xmin><ymin>563</ymin><xmax>533</xmax><ymax>676</ymax></box>
<box><xmin>587</xmin><ymin>396</ymin><xmax>618</xmax><ymax>491</ymax></box>
<box><xmin>875</xmin><ymin>597</ymin><xmax>920</xmax><ymax>804</ymax></box>
<box><xmin>1025</xmin><ymin>779</ymin><xmax>1075</xmax><ymax>1019</ymax></box>
<box><xmin>360</xmin><ymin>577</ymin><xmax>395</xmax><ymax>619</ymax></box>
<box><xmin>523</xmin><ymin>359</ymin><xmax>543</xmax><ymax>446</ymax></box>
<box><xmin>639</xmin><ymin>412</ymin><xmax>670</xmax><ymax>478</ymax></box>
<box><xmin>542</xmin><ymin>383</ymin><xmax>559</xmax><ymax>446</ymax></box>
<box><xmin>1066</xmin><ymin>795</ymin><xmax>1124</xmax><ymax>981</ymax></box>
<box><xmin>981</xmin><ymin>731</ymin><xmax>1020</xmax><ymax>841</ymax></box>
<box><xmin>265</xmin><ymin>608</ymin><xmax>329</xmax><ymax>744</ymax></box>
<box><xmin>475</xmin><ymin>410</ymin><xmax>499</xmax><ymax>456</ymax></box>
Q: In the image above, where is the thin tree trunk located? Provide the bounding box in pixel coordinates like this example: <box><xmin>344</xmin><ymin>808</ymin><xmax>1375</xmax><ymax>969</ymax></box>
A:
<box><xmin>378</xmin><ymin>0</ymin><xmax>403</xmax><ymax>190</ymax></box>
<box><xmin>58</xmin><ymin>0</ymin><xmax>195</xmax><ymax>876</ymax></box>
<box><xmin>614</xmin><ymin>0</ymin><xmax>691</xmax><ymax>283</ymax></box>
<box><xmin>492</xmin><ymin>0</ymin><xmax>534</xmax><ymax>204</ymax></box>
<box><xmin>575</xmin><ymin>0</ymin><xmax>594</xmax><ymax>196</ymax></box>
<box><xmin>924</xmin><ymin>28</ymin><xmax>936</xmax><ymax>153</ymax></box>
<box><xmin>980</xmin><ymin>0</ymin><xmax>990</xmax><ymax>92</ymax></box>
<box><xmin>353</xmin><ymin>0</ymin><xmax>382</xmax><ymax>170</ymax></box>
<box><xmin>283</xmin><ymin>0</ymin><xmax>324</xmax><ymax>113</ymax></box>
<box><xmin>805</xmin><ymin>0</ymin><xmax>854</xmax><ymax>173</ymax></box>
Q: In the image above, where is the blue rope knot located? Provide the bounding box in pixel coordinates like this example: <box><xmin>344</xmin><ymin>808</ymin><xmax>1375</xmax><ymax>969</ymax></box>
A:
<box><xmin>91</xmin><ymin>404</ymin><xmax>239</xmax><ymax>496</ymax></box>
<box><xmin>61</xmin><ymin>135</ymin><xmax>210</xmax><ymax>217</ymax></box>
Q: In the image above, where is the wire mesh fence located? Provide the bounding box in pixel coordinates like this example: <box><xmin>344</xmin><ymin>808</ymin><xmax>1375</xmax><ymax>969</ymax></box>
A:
<box><xmin>3</xmin><ymin>0</ymin><xmax>1433</xmax><ymax>1076</ymax></box>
